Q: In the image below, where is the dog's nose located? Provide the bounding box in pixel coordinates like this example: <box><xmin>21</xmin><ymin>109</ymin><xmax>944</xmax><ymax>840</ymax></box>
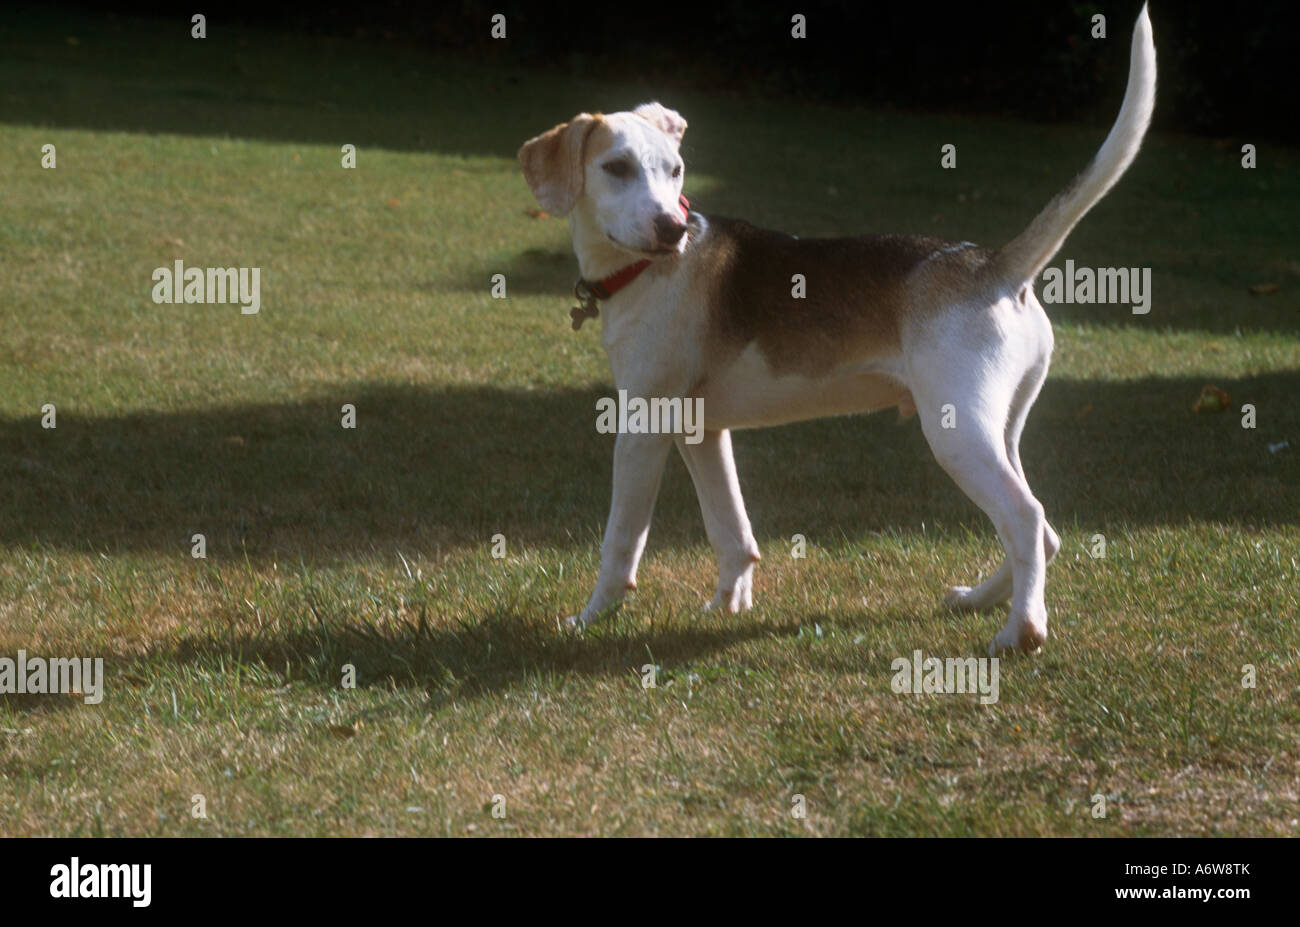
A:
<box><xmin>653</xmin><ymin>213</ymin><xmax>688</xmax><ymax>246</ymax></box>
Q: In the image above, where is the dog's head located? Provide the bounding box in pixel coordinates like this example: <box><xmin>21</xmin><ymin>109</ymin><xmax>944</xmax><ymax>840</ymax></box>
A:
<box><xmin>518</xmin><ymin>102</ymin><xmax>689</xmax><ymax>257</ymax></box>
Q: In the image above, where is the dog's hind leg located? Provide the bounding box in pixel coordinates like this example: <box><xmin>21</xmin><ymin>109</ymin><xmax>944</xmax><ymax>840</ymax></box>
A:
<box><xmin>1005</xmin><ymin>360</ymin><xmax>1061</xmax><ymax>575</ymax></box>
<box><xmin>567</xmin><ymin>432</ymin><xmax>674</xmax><ymax>630</ymax></box>
<box><xmin>914</xmin><ymin>354</ymin><xmax>1050</xmax><ymax>654</ymax></box>
<box><xmin>676</xmin><ymin>429</ymin><xmax>762</xmax><ymax>613</ymax></box>
<box><xmin>943</xmin><ymin>358</ymin><xmax>1059</xmax><ymax>611</ymax></box>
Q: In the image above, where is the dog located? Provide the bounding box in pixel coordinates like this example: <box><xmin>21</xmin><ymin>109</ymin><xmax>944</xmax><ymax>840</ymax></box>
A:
<box><xmin>518</xmin><ymin>7</ymin><xmax>1155</xmax><ymax>654</ymax></box>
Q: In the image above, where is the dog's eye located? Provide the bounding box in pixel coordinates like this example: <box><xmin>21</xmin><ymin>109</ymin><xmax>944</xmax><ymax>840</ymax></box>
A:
<box><xmin>602</xmin><ymin>160</ymin><xmax>632</xmax><ymax>179</ymax></box>
<box><xmin>672</xmin><ymin>164</ymin><xmax>682</xmax><ymax>178</ymax></box>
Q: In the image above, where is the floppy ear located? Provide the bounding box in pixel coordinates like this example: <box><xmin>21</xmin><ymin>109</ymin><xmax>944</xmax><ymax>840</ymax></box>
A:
<box><xmin>633</xmin><ymin>102</ymin><xmax>687</xmax><ymax>147</ymax></box>
<box><xmin>517</xmin><ymin>114</ymin><xmax>599</xmax><ymax>217</ymax></box>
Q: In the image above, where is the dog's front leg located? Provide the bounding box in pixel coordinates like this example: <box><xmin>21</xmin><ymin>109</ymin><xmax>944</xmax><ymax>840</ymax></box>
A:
<box><xmin>567</xmin><ymin>432</ymin><xmax>673</xmax><ymax>630</ymax></box>
<box><xmin>676</xmin><ymin>429</ymin><xmax>761</xmax><ymax>613</ymax></box>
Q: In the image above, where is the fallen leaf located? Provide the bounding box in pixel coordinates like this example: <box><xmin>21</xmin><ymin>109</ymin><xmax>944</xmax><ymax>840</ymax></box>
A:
<box><xmin>328</xmin><ymin>720</ymin><xmax>364</xmax><ymax>739</ymax></box>
<box><xmin>1248</xmin><ymin>283</ymin><xmax>1280</xmax><ymax>295</ymax></box>
<box><xmin>1192</xmin><ymin>385</ymin><xmax>1230</xmax><ymax>413</ymax></box>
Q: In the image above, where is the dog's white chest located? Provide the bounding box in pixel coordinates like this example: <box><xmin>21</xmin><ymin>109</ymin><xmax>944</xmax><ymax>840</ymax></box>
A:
<box><xmin>599</xmin><ymin>275</ymin><xmax>707</xmax><ymax>394</ymax></box>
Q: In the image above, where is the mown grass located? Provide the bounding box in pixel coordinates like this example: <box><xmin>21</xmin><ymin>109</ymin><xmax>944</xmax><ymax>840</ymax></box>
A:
<box><xmin>0</xmin><ymin>7</ymin><xmax>1296</xmax><ymax>836</ymax></box>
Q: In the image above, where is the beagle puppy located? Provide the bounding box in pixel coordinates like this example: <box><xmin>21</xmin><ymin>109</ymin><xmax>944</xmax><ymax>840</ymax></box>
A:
<box><xmin>519</xmin><ymin>7</ymin><xmax>1155</xmax><ymax>654</ymax></box>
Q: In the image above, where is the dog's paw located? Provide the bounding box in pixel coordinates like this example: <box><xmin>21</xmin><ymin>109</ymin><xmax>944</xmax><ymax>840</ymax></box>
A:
<box><xmin>944</xmin><ymin>585</ymin><xmax>980</xmax><ymax>611</ymax></box>
<box><xmin>706</xmin><ymin>570</ymin><xmax>754</xmax><ymax>614</ymax></box>
<box><xmin>989</xmin><ymin>621</ymin><xmax>1047</xmax><ymax>656</ymax></box>
<box><xmin>563</xmin><ymin>612</ymin><xmax>596</xmax><ymax>632</ymax></box>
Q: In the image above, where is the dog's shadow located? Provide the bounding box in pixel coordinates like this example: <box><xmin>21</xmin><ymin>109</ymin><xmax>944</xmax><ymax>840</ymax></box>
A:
<box><xmin>163</xmin><ymin>607</ymin><xmax>816</xmax><ymax>709</ymax></box>
<box><xmin>3</xmin><ymin>373</ymin><xmax>1294</xmax><ymax>556</ymax></box>
<box><xmin>2</xmin><ymin>372</ymin><xmax>1295</xmax><ymax>701</ymax></box>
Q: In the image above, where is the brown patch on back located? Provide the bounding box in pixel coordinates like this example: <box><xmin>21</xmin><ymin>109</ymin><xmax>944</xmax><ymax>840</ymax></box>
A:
<box><xmin>699</xmin><ymin>217</ymin><xmax>993</xmax><ymax>376</ymax></box>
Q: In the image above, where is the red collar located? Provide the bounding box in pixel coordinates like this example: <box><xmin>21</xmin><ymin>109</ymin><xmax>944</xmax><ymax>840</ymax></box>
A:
<box><xmin>570</xmin><ymin>195</ymin><xmax>690</xmax><ymax>330</ymax></box>
<box><xmin>583</xmin><ymin>258</ymin><xmax>653</xmax><ymax>301</ymax></box>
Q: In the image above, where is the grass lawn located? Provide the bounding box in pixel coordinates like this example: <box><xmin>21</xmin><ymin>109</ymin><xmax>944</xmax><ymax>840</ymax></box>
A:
<box><xmin>0</xmin><ymin>8</ymin><xmax>1297</xmax><ymax>836</ymax></box>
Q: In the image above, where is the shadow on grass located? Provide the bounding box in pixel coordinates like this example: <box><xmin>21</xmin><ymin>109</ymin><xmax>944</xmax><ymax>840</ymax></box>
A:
<box><xmin>479</xmin><ymin>247</ymin><xmax>577</xmax><ymax>297</ymax></box>
<box><xmin>1</xmin><ymin>7</ymin><xmax>530</xmax><ymax>158</ymax></box>
<box><xmin>163</xmin><ymin>606</ymin><xmax>808</xmax><ymax>708</ymax></box>
<box><xmin>1</xmin><ymin>371</ymin><xmax>1296</xmax><ymax>564</ymax></box>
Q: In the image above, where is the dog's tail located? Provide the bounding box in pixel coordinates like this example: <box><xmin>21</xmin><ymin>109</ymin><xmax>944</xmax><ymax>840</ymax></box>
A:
<box><xmin>985</xmin><ymin>4</ymin><xmax>1155</xmax><ymax>291</ymax></box>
